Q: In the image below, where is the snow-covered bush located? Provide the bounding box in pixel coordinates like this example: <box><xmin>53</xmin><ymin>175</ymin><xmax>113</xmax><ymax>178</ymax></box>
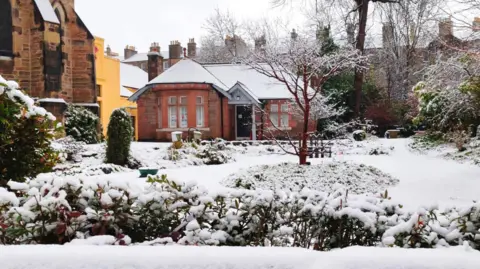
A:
<box><xmin>196</xmin><ymin>145</ymin><xmax>231</xmax><ymax>165</ymax></box>
<box><xmin>54</xmin><ymin>136</ymin><xmax>86</xmax><ymax>162</ymax></box>
<box><xmin>353</xmin><ymin>130</ymin><xmax>366</xmax><ymax>141</ymax></box>
<box><xmin>222</xmin><ymin>162</ymin><xmax>399</xmax><ymax>194</ymax></box>
<box><xmin>106</xmin><ymin>108</ymin><xmax>133</xmax><ymax>166</ymax></box>
<box><xmin>1</xmin><ymin>173</ymin><xmax>480</xmax><ymax>250</ymax></box>
<box><xmin>0</xmin><ymin>75</ymin><xmax>60</xmax><ymax>187</ymax></box>
<box><xmin>64</xmin><ymin>105</ymin><xmax>100</xmax><ymax>144</ymax></box>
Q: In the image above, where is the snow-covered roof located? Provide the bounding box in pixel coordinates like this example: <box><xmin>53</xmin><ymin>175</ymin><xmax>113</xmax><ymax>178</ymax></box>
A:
<box><xmin>120</xmin><ymin>87</ymin><xmax>133</xmax><ymax>98</ymax></box>
<box><xmin>33</xmin><ymin>0</ymin><xmax>60</xmax><ymax>24</ymax></box>
<box><xmin>122</xmin><ymin>51</ymin><xmax>170</xmax><ymax>63</ymax></box>
<box><xmin>147</xmin><ymin>59</ymin><xmax>228</xmax><ymax>88</ymax></box>
<box><xmin>205</xmin><ymin>64</ymin><xmax>292</xmax><ymax>99</ymax></box>
<box><xmin>130</xmin><ymin>59</ymin><xmax>294</xmax><ymax>101</ymax></box>
<box><xmin>120</xmin><ymin>63</ymin><xmax>148</xmax><ymax>89</ymax></box>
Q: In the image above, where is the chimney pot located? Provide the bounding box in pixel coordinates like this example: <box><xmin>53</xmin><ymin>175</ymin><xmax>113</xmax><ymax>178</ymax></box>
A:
<box><xmin>124</xmin><ymin>45</ymin><xmax>137</xmax><ymax>59</ymax></box>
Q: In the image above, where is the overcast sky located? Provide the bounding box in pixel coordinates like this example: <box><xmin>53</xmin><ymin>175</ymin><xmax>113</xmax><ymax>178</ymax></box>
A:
<box><xmin>75</xmin><ymin>0</ymin><xmax>477</xmax><ymax>54</ymax></box>
<box><xmin>75</xmin><ymin>0</ymin><xmax>304</xmax><ymax>54</ymax></box>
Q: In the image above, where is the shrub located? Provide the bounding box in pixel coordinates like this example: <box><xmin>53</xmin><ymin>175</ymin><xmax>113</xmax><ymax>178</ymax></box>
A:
<box><xmin>106</xmin><ymin>108</ymin><xmax>133</xmax><ymax>166</ymax></box>
<box><xmin>0</xmin><ymin>76</ymin><xmax>60</xmax><ymax>187</ymax></box>
<box><xmin>1</xmin><ymin>174</ymin><xmax>480</xmax><ymax>251</ymax></box>
<box><xmin>353</xmin><ymin>130</ymin><xmax>366</xmax><ymax>141</ymax></box>
<box><xmin>64</xmin><ymin>105</ymin><xmax>100</xmax><ymax>144</ymax></box>
<box><xmin>196</xmin><ymin>146</ymin><xmax>230</xmax><ymax>165</ymax></box>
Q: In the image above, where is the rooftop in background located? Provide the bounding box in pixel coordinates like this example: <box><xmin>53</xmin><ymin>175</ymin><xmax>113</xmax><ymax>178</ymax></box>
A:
<box><xmin>120</xmin><ymin>63</ymin><xmax>148</xmax><ymax>97</ymax></box>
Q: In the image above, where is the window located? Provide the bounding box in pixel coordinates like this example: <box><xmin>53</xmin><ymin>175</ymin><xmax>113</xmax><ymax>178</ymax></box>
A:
<box><xmin>96</xmin><ymin>85</ymin><xmax>102</xmax><ymax>97</ymax></box>
<box><xmin>163</xmin><ymin>61</ymin><xmax>170</xmax><ymax>70</ymax></box>
<box><xmin>179</xmin><ymin>96</ymin><xmax>187</xmax><ymax>127</ymax></box>
<box><xmin>196</xmin><ymin>96</ymin><xmax>204</xmax><ymax>127</ymax></box>
<box><xmin>168</xmin><ymin>106</ymin><xmax>177</xmax><ymax>128</ymax></box>
<box><xmin>270</xmin><ymin>104</ymin><xmax>279</xmax><ymax>127</ymax></box>
<box><xmin>168</xmin><ymin>96</ymin><xmax>177</xmax><ymax>128</ymax></box>
<box><xmin>157</xmin><ymin>97</ymin><xmax>162</xmax><ymax>128</ymax></box>
<box><xmin>0</xmin><ymin>0</ymin><xmax>13</xmax><ymax>56</ymax></box>
<box><xmin>168</xmin><ymin>96</ymin><xmax>188</xmax><ymax>128</ymax></box>
<box><xmin>280</xmin><ymin>103</ymin><xmax>289</xmax><ymax>127</ymax></box>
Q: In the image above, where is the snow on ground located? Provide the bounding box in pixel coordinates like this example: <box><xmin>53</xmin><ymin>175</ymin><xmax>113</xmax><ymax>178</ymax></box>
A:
<box><xmin>221</xmin><ymin>161</ymin><xmax>399</xmax><ymax>194</ymax></box>
<box><xmin>49</xmin><ymin>137</ymin><xmax>480</xmax><ymax>212</ymax></box>
<box><xmin>0</xmin><ymin>245</ymin><xmax>479</xmax><ymax>269</ymax></box>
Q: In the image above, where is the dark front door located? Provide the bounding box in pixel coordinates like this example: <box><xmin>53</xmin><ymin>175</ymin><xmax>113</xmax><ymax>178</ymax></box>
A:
<box><xmin>130</xmin><ymin>116</ymin><xmax>136</xmax><ymax>140</ymax></box>
<box><xmin>236</xmin><ymin>105</ymin><xmax>252</xmax><ymax>138</ymax></box>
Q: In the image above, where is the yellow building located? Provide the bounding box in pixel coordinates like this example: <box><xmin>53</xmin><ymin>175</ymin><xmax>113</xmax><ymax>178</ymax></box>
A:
<box><xmin>94</xmin><ymin>37</ymin><xmax>148</xmax><ymax>140</ymax></box>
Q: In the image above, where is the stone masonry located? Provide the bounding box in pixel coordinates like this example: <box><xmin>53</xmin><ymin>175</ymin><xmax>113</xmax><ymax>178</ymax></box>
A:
<box><xmin>0</xmin><ymin>0</ymin><xmax>96</xmax><ymax>121</ymax></box>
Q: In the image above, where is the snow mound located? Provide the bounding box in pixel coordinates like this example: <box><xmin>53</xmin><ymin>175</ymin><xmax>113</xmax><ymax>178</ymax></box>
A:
<box><xmin>0</xmin><ymin>245</ymin><xmax>479</xmax><ymax>269</ymax></box>
<box><xmin>222</xmin><ymin>161</ymin><xmax>399</xmax><ymax>194</ymax></box>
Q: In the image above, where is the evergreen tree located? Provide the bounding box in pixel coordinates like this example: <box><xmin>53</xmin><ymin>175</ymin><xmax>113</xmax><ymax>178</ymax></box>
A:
<box><xmin>106</xmin><ymin>108</ymin><xmax>133</xmax><ymax>166</ymax></box>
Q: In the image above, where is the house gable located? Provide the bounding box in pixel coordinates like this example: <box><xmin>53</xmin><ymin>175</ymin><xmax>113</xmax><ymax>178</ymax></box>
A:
<box><xmin>228</xmin><ymin>82</ymin><xmax>260</xmax><ymax>105</ymax></box>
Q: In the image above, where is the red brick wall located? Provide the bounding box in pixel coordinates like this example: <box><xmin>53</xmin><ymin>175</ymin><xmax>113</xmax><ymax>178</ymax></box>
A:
<box><xmin>259</xmin><ymin>99</ymin><xmax>315</xmax><ymax>140</ymax></box>
<box><xmin>136</xmin><ymin>83</ymin><xmax>232</xmax><ymax>141</ymax></box>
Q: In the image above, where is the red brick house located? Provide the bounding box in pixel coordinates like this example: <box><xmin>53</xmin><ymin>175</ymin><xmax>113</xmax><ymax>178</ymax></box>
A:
<box><xmin>129</xmin><ymin>55</ymin><xmax>312</xmax><ymax>141</ymax></box>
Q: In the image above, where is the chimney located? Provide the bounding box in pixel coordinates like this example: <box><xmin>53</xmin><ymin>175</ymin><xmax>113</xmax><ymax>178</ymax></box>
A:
<box><xmin>169</xmin><ymin>40</ymin><xmax>182</xmax><ymax>59</ymax></box>
<box><xmin>255</xmin><ymin>35</ymin><xmax>266</xmax><ymax>54</ymax></box>
<box><xmin>106</xmin><ymin>45</ymin><xmax>112</xmax><ymax>56</ymax></box>
<box><xmin>187</xmin><ymin>38</ymin><xmax>197</xmax><ymax>58</ymax></box>
<box><xmin>382</xmin><ymin>22</ymin><xmax>394</xmax><ymax>48</ymax></box>
<box><xmin>147</xmin><ymin>42</ymin><xmax>164</xmax><ymax>81</ymax></box>
<box><xmin>346</xmin><ymin>23</ymin><xmax>355</xmax><ymax>47</ymax></box>
<box><xmin>124</xmin><ymin>45</ymin><xmax>137</xmax><ymax>60</ymax></box>
<box><xmin>439</xmin><ymin>17</ymin><xmax>453</xmax><ymax>39</ymax></box>
<box><xmin>473</xmin><ymin>17</ymin><xmax>480</xmax><ymax>32</ymax></box>
<box><xmin>291</xmin><ymin>29</ymin><xmax>298</xmax><ymax>41</ymax></box>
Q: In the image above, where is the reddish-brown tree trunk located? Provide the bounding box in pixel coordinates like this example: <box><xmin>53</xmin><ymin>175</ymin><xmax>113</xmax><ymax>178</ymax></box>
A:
<box><xmin>299</xmin><ymin>101</ymin><xmax>310</xmax><ymax>165</ymax></box>
<box><xmin>353</xmin><ymin>0</ymin><xmax>369</xmax><ymax>118</ymax></box>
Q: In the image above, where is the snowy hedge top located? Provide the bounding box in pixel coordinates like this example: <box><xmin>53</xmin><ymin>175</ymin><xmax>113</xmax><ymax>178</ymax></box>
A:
<box><xmin>0</xmin><ymin>75</ymin><xmax>55</xmax><ymax>121</ymax></box>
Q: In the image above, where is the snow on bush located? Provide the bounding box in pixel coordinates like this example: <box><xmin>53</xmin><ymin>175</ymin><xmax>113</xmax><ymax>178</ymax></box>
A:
<box><xmin>221</xmin><ymin>162</ymin><xmax>399</xmax><ymax>194</ymax></box>
<box><xmin>1</xmin><ymin>173</ymin><xmax>480</xmax><ymax>251</ymax></box>
<box><xmin>64</xmin><ymin>105</ymin><xmax>100</xmax><ymax>144</ymax></box>
<box><xmin>0</xmin><ymin>75</ymin><xmax>60</xmax><ymax>186</ymax></box>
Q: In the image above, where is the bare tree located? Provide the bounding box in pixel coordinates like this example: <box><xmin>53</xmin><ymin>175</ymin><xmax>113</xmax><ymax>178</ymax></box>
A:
<box><xmin>244</xmin><ymin>31</ymin><xmax>367</xmax><ymax>164</ymax></box>
<box><xmin>377</xmin><ymin>0</ymin><xmax>442</xmax><ymax>101</ymax></box>
<box><xmin>198</xmin><ymin>8</ymin><xmax>248</xmax><ymax>63</ymax></box>
<box><xmin>271</xmin><ymin>0</ymin><xmax>399</xmax><ymax>118</ymax></box>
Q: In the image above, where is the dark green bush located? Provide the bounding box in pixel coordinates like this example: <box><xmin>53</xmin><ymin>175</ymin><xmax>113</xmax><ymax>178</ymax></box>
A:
<box><xmin>106</xmin><ymin>108</ymin><xmax>133</xmax><ymax>166</ymax></box>
<box><xmin>64</xmin><ymin>105</ymin><xmax>100</xmax><ymax>144</ymax></box>
<box><xmin>0</xmin><ymin>78</ymin><xmax>60</xmax><ymax>187</ymax></box>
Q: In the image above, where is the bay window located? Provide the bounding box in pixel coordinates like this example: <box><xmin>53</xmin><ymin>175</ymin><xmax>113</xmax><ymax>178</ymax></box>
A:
<box><xmin>280</xmin><ymin>103</ymin><xmax>289</xmax><ymax>127</ymax></box>
<box><xmin>196</xmin><ymin>96</ymin><xmax>204</xmax><ymax>127</ymax></box>
<box><xmin>269</xmin><ymin>104</ymin><xmax>279</xmax><ymax>127</ymax></box>
<box><xmin>179</xmin><ymin>96</ymin><xmax>187</xmax><ymax>128</ymax></box>
<box><xmin>168</xmin><ymin>96</ymin><xmax>177</xmax><ymax>128</ymax></box>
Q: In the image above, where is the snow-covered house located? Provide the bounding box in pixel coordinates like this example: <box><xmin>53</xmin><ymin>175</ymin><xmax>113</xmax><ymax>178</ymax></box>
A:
<box><xmin>129</xmin><ymin>58</ymin><xmax>308</xmax><ymax>141</ymax></box>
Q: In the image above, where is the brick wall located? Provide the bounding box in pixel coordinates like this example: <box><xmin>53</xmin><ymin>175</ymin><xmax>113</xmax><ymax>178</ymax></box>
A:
<box><xmin>136</xmin><ymin>83</ymin><xmax>232</xmax><ymax>141</ymax></box>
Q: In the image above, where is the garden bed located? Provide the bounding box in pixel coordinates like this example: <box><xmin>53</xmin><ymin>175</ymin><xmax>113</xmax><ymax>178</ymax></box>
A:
<box><xmin>221</xmin><ymin>161</ymin><xmax>399</xmax><ymax>194</ymax></box>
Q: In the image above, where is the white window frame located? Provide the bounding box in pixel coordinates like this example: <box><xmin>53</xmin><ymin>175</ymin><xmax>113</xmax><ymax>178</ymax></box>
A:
<box><xmin>270</xmin><ymin>104</ymin><xmax>279</xmax><ymax>127</ymax></box>
<box><xmin>168</xmin><ymin>96</ymin><xmax>177</xmax><ymax>105</ymax></box>
<box><xmin>281</xmin><ymin>103</ymin><xmax>288</xmax><ymax>113</ymax></box>
<box><xmin>280</xmin><ymin>114</ymin><xmax>289</xmax><ymax>127</ymax></box>
<box><xmin>168</xmin><ymin>106</ymin><xmax>177</xmax><ymax>128</ymax></box>
<box><xmin>196</xmin><ymin>96</ymin><xmax>204</xmax><ymax>127</ymax></box>
<box><xmin>157</xmin><ymin>97</ymin><xmax>162</xmax><ymax>128</ymax></box>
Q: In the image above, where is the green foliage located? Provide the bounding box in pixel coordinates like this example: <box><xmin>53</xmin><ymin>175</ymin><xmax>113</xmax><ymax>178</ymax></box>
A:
<box><xmin>106</xmin><ymin>108</ymin><xmax>133</xmax><ymax>166</ymax></box>
<box><xmin>64</xmin><ymin>105</ymin><xmax>100</xmax><ymax>144</ymax></box>
<box><xmin>0</xmin><ymin>80</ymin><xmax>60</xmax><ymax>187</ymax></box>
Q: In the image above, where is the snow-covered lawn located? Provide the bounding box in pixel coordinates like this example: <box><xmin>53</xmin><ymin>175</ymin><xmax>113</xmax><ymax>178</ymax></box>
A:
<box><xmin>0</xmin><ymin>245</ymin><xmax>479</xmax><ymax>269</ymax></box>
<box><xmin>50</xmin><ymin>137</ymin><xmax>480</xmax><ymax>211</ymax></box>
